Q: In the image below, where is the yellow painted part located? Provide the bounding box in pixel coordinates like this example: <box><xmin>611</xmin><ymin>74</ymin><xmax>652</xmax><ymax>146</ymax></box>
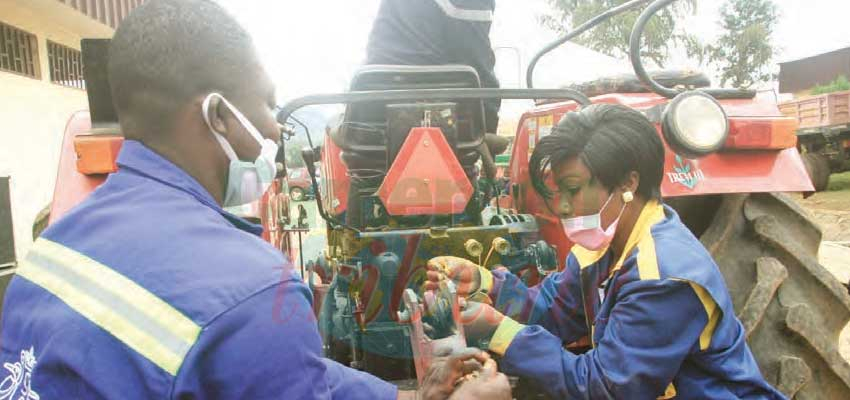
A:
<box><xmin>488</xmin><ymin>317</ymin><xmax>525</xmax><ymax>356</ymax></box>
<box><xmin>19</xmin><ymin>239</ymin><xmax>201</xmax><ymax>375</ymax></box>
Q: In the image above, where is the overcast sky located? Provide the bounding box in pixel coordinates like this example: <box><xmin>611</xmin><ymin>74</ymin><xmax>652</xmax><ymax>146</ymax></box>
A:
<box><xmin>221</xmin><ymin>0</ymin><xmax>850</xmax><ymax>103</ymax></box>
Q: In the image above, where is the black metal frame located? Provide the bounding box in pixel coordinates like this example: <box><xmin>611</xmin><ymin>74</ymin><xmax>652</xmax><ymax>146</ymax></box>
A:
<box><xmin>276</xmin><ymin>88</ymin><xmax>591</xmax><ymax>126</ymax></box>
<box><xmin>629</xmin><ymin>0</ymin><xmax>756</xmax><ymax>99</ymax></box>
<box><xmin>276</xmin><ymin>89</ymin><xmax>591</xmax><ymax>231</ymax></box>
<box><xmin>525</xmin><ymin>0</ymin><xmax>651</xmax><ymax>89</ymax></box>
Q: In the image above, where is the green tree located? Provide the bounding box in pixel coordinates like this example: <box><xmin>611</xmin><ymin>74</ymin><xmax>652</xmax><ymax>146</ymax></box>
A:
<box><xmin>699</xmin><ymin>0</ymin><xmax>778</xmax><ymax>88</ymax></box>
<box><xmin>540</xmin><ymin>0</ymin><xmax>696</xmax><ymax>67</ymax></box>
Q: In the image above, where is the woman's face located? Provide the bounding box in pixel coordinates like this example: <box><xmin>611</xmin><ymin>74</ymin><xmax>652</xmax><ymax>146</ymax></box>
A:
<box><xmin>551</xmin><ymin>157</ymin><xmax>625</xmax><ymax>229</ymax></box>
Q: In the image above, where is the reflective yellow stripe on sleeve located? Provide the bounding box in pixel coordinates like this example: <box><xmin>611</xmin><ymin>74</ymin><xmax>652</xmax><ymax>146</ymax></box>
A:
<box><xmin>488</xmin><ymin>317</ymin><xmax>525</xmax><ymax>356</ymax></box>
<box><xmin>17</xmin><ymin>239</ymin><xmax>201</xmax><ymax>375</ymax></box>
<box><xmin>688</xmin><ymin>282</ymin><xmax>721</xmax><ymax>351</ymax></box>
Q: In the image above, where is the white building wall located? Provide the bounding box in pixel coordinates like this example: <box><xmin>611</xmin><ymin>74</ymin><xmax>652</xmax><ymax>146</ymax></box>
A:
<box><xmin>0</xmin><ymin>0</ymin><xmax>112</xmax><ymax>259</ymax></box>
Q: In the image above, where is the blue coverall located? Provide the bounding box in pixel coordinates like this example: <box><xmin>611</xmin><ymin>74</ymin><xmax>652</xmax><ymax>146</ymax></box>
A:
<box><xmin>477</xmin><ymin>201</ymin><xmax>786</xmax><ymax>399</ymax></box>
<box><xmin>0</xmin><ymin>140</ymin><xmax>396</xmax><ymax>399</ymax></box>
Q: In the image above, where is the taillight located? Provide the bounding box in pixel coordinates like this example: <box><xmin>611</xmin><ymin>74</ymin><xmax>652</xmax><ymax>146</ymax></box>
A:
<box><xmin>724</xmin><ymin>117</ymin><xmax>798</xmax><ymax>150</ymax></box>
<box><xmin>74</xmin><ymin>134</ymin><xmax>124</xmax><ymax>175</ymax></box>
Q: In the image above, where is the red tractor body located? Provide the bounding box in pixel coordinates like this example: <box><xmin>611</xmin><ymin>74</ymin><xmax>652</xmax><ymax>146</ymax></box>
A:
<box><xmin>501</xmin><ymin>93</ymin><xmax>811</xmax><ymax>265</ymax></box>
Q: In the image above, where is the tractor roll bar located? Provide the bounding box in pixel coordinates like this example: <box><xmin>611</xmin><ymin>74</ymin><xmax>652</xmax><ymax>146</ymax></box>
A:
<box><xmin>629</xmin><ymin>0</ymin><xmax>756</xmax><ymax>99</ymax></box>
<box><xmin>275</xmin><ymin>88</ymin><xmax>590</xmax><ymax>233</ymax></box>
<box><xmin>525</xmin><ymin>0</ymin><xmax>652</xmax><ymax>89</ymax></box>
<box><xmin>275</xmin><ymin>88</ymin><xmax>591</xmax><ymax>126</ymax></box>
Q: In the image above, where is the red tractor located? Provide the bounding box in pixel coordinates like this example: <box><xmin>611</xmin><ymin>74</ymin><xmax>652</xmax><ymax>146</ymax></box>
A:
<box><xmin>18</xmin><ymin>0</ymin><xmax>850</xmax><ymax>398</ymax></box>
<box><xmin>279</xmin><ymin>1</ymin><xmax>850</xmax><ymax>397</ymax></box>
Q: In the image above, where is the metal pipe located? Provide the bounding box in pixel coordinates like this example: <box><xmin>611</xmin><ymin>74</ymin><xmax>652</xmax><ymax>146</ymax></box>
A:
<box><xmin>629</xmin><ymin>0</ymin><xmax>756</xmax><ymax>99</ymax></box>
<box><xmin>525</xmin><ymin>0</ymin><xmax>652</xmax><ymax>89</ymax></box>
<box><xmin>277</xmin><ymin>88</ymin><xmax>591</xmax><ymax>125</ymax></box>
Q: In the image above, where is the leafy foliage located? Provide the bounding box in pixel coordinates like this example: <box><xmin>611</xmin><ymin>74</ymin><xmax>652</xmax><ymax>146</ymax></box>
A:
<box><xmin>540</xmin><ymin>0</ymin><xmax>697</xmax><ymax>68</ymax></box>
<box><xmin>810</xmin><ymin>76</ymin><xmax>850</xmax><ymax>95</ymax></box>
<box><xmin>690</xmin><ymin>0</ymin><xmax>778</xmax><ymax>88</ymax></box>
<box><xmin>542</xmin><ymin>0</ymin><xmax>779</xmax><ymax>89</ymax></box>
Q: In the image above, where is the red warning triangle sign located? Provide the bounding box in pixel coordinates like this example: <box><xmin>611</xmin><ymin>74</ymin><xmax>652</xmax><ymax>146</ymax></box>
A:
<box><xmin>378</xmin><ymin>128</ymin><xmax>473</xmax><ymax>216</ymax></box>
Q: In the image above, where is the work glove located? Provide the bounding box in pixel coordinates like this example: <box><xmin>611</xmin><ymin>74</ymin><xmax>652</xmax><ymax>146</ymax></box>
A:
<box><xmin>425</xmin><ymin>256</ymin><xmax>493</xmax><ymax>303</ymax></box>
<box><xmin>459</xmin><ymin>300</ymin><xmax>525</xmax><ymax>357</ymax></box>
<box><xmin>459</xmin><ymin>300</ymin><xmax>505</xmax><ymax>343</ymax></box>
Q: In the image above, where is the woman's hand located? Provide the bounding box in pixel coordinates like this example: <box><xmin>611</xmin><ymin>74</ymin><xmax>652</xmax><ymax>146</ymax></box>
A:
<box><xmin>425</xmin><ymin>256</ymin><xmax>484</xmax><ymax>298</ymax></box>
<box><xmin>459</xmin><ymin>300</ymin><xmax>506</xmax><ymax>343</ymax></box>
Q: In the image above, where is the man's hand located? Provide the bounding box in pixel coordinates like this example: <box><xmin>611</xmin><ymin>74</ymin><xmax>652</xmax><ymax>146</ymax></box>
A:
<box><xmin>415</xmin><ymin>349</ymin><xmax>490</xmax><ymax>400</ymax></box>
<box><xmin>449</xmin><ymin>358</ymin><xmax>512</xmax><ymax>400</ymax></box>
<box><xmin>425</xmin><ymin>256</ymin><xmax>484</xmax><ymax>298</ymax></box>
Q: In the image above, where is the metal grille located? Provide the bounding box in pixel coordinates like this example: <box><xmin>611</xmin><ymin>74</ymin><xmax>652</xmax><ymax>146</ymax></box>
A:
<box><xmin>57</xmin><ymin>0</ymin><xmax>144</xmax><ymax>29</ymax></box>
<box><xmin>48</xmin><ymin>41</ymin><xmax>85</xmax><ymax>90</ymax></box>
<box><xmin>0</xmin><ymin>21</ymin><xmax>40</xmax><ymax>79</ymax></box>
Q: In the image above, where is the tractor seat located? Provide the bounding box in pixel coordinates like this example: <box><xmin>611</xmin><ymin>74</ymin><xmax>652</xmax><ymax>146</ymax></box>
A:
<box><xmin>568</xmin><ymin>69</ymin><xmax>711</xmax><ymax>98</ymax></box>
<box><xmin>331</xmin><ymin>64</ymin><xmax>486</xmax><ymax>175</ymax></box>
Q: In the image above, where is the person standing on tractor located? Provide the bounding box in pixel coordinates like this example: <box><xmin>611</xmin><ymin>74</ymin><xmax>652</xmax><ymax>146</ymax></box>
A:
<box><xmin>426</xmin><ymin>104</ymin><xmax>786</xmax><ymax>398</ymax></box>
<box><xmin>367</xmin><ymin>0</ymin><xmax>499</xmax><ymax>134</ymax></box>
<box><xmin>0</xmin><ymin>1</ymin><xmax>511</xmax><ymax>399</ymax></box>
<box><xmin>366</xmin><ymin>0</ymin><xmax>510</xmax><ymax>179</ymax></box>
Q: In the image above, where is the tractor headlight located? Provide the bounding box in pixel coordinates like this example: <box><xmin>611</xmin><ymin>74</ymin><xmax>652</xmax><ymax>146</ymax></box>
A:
<box><xmin>662</xmin><ymin>91</ymin><xmax>729</xmax><ymax>158</ymax></box>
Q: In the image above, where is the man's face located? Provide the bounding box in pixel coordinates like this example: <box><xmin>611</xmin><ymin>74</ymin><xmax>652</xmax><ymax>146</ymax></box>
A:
<box><xmin>216</xmin><ymin>67</ymin><xmax>280</xmax><ymax>161</ymax></box>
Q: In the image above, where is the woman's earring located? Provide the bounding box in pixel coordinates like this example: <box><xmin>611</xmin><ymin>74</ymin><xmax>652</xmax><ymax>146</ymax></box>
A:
<box><xmin>622</xmin><ymin>191</ymin><xmax>634</xmax><ymax>203</ymax></box>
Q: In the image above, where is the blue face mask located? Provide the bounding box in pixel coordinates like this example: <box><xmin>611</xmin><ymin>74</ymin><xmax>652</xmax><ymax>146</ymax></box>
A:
<box><xmin>202</xmin><ymin>93</ymin><xmax>279</xmax><ymax>207</ymax></box>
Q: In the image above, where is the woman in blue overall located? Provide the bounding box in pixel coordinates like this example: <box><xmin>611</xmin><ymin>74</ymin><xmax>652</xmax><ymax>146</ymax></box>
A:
<box><xmin>427</xmin><ymin>104</ymin><xmax>786</xmax><ymax>399</ymax></box>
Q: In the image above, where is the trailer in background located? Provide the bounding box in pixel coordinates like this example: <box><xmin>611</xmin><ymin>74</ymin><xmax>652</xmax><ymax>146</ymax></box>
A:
<box><xmin>780</xmin><ymin>90</ymin><xmax>850</xmax><ymax>190</ymax></box>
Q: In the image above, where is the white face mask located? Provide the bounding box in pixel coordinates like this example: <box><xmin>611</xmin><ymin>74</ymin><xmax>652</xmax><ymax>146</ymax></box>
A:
<box><xmin>202</xmin><ymin>93</ymin><xmax>279</xmax><ymax>208</ymax></box>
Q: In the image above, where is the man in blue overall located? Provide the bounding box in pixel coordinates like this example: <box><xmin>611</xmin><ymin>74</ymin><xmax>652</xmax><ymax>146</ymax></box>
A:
<box><xmin>0</xmin><ymin>1</ymin><xmax>510</xmax><ymax>399</ymax></box>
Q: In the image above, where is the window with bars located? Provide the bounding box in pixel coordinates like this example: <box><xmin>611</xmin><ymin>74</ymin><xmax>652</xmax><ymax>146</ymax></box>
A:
<box><xmin>47</xmin><ymin>41</ymin><xmax>85</xmax><ymax>90</ymax></box>
<box><xmin>0</xmin><ymin>21</ymin><xmax>40</xmax><ymax>79</ymax></box>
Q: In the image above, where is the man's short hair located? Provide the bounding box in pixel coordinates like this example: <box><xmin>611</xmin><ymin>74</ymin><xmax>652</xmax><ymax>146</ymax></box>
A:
<box><xmin>108</xmin><ymin>0</ymin><xmax>259</xmax><ymax>134</ymax></box>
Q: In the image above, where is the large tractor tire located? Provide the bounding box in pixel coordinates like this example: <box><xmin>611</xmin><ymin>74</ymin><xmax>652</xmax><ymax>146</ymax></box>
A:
<box><xmin>695</xmin><ymin>193</ymin><xmax>850</xmax><ymax>398</ymax></box>
<box><xmin>802</xmin><ymin>152</ymin><xmax>831</xmax><ymax>192</ymax></box>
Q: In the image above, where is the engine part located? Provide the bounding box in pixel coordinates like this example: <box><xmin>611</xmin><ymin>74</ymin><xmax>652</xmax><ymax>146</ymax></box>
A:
<box><xmin>486</xmin><ymin>212</ymin><xmax>539</xmax><ymax>233</ymax></box>
<box><xmin>464</xmin><ymin>239</ymin><xmax>483</xmax><ymax>258</ymax></box>
<box><xmin>492</xmin><ymin>237</ymin><xmax>511</xmax><ymax>255</ymax></box>
<box><xmin>500</xmin><ymin>240</ymin><xmax>558</xmax><ymax>276</ymax></box>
